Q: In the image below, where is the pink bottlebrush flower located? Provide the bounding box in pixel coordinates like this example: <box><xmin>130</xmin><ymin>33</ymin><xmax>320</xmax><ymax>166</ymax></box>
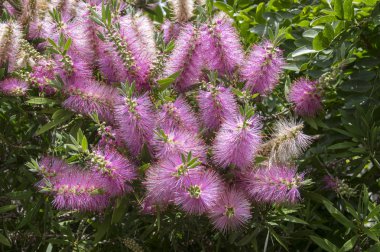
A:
<box><xmin>97</xmin><ymin>39</ymin><xmax>128</xmax><ymax>83</ymax></box>
<box><xmin>117</xmin><ymin>14</ymin><xmax>153</xmax><ymax>90</ymax></box>
<box><xmin>209</xmin><ymin>187</ymin><xmax>251</xmax><ymax>233</ymax></box>
<box><xmin>162</xmin><ymin>20</ymin><xmax>181</xmax><ymax>44</ymax></box>
<box><xmin>114</xmin><ymin>93</ymin><xmax>156</xmax><ymax>156</ymax></box>
<box><xmin>36</xmin><ymin>156</ymin><xmax>71</xmax><ymax>189</ymax></box>
<box><xmin>158</xmin><ymin>97</ymin><xmax>199</xmax><ymax>133</ymax></box>
<box><xmin>197</xmin><ymin>85</ymin><xmax>238</xmax><ymax>131</ymax></box>
<box><xmin>97</xmin><ymin>126</ymin><xmax>124</xmax><ymax>149</ymax></box>
<box><xmin>62</xmin><ymin>79</ymin><xmax>118</xmax><ymax>123</ymax></box>
<box><xmin>200</xmin><ymin>14</ymin><xmax>244</xmax><ymax>76</ymax></box>
<box><xmin>164</xmin><ymin>24</ymin><xmax>204</xmax><ymax>92</ymax></box>
<box><xmin>175</xmin><ymin>170</ymin><xmax>222</xmax><ymax>214</ymax></box>
<box><xmin>90</xmin><ymin>146</ymin><xmax>136</xmax><ymax>196</ymax></box>
<box><xmin>30</xmin><ymin>59</ymin><xmax>57</xmax><ymax>95</ymax></box>
<box><xmin>38</xmin><ymin>156</ymin><xmax>70</xmax><ymax>177</ymax></box>
<box><xmin>51</xmin><ymin>169</ymin><xmax>110</xmax><ymax>212</ymax></box>
<box><xmin>322</xmin><ymin>175</ymin><xmax>339</xmax><ymax>191</ymax></box>
<box><xmin>241</xmin><ymin>41</ymin><xmax>285</xmax><ymax>95</ymax></box>
<box><xmin>212</xmin><ymin>114</ymin><xmax>262</xmax><ymax>169</ymax></box>
<box><xmin>53</xmin><ymin>51</ymin><xmax>93</xmax><ymax>85</ymax></box>
<box><xmin>144</xmin><ymin>154</ymin><xmax>202</xmax><ymax>203</ymax></box>
<box><xmin>3</xmin><ymin>2</ymin><xmax>18</xmax><ymax>16</ymax></box>
<box><xmin>152</xmin><ymin>127</ymin><xmax>206</xmax><ymax>162</ymax></box>
<box><xmin>132</xmin><ymin>13</ymin><xmax>157</xmax><ymax>64</ymax></box>
<box><xmin>0</xmin><ymin>78</ymin><xmax>28</xmax><ymax>96</ymax></box>
<box><xmin>289</xmin><ymin>78</ymin><xmax>322</xmax><ymax>117</ymax></box>
<box><xmin>245</xmin><ymin>166</ymin><xmax>304</xmax><ymax>204</ymax></box>
<box><xmin>0</xmin><ymin>22</ymin><xmax>23</xmax><ymax>72</ymax></box>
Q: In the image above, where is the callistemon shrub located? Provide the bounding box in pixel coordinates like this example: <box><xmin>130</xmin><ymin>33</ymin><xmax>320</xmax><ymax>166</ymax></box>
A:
<box><xmin>1</xmin><ymin>0</ymin><xmax>321</xmax><ymax>239</ymax></box>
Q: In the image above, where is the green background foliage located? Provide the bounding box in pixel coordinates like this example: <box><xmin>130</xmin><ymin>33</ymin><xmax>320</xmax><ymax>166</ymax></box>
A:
<box><xmin>1</xmin><ymin>0</ymin><xmax>380</xmax><ymax>251</ymax></box>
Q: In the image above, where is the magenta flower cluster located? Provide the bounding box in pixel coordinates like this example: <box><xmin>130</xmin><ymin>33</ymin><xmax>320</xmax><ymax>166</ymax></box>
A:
<box><xmin>0</xmin><ymin>2</ymin><xmax>317</xmax><ymax>233</ymax></box>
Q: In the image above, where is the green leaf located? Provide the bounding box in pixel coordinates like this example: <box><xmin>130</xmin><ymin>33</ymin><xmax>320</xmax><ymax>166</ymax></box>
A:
<box><xmin>323</xmin><ymin>23</ymin><xmax>335</xmax><ymax>40</ymax></box>
<box><xmin>328</xmin><ymin>142</ymin><xmax>357</xmax><ymax>150</ymax></box>
<box><xmin>343</xmin><ymin>0</ymin><xmax>354</xmax><ymax>20</ymax></box>
<box><xmin>310</xmin><ymin>235</ymin><xmax>338</xmax><ymax>252</ymax></box>
<box><xmin>291</xmin><ymin>47</ymin><xmax>317</xmax><ymax>57</ymax></box>
<box><xmin>256</xmin><ymin>2</ymin><xmax>266</xmax><ymax>23</ymax></box>
<box><xmin>334</xmin><ymin>0</ymin><xmax>344</xmax><ymax>19</ymax></box>
<box><xmin>111</xmin><ymin>197</ymin><xmax>127</xmax><ymax>224</ymax></box>
<box><xmin>338</xmin><ymin>235</ymin><xmax>359</xmax><ymax>252</ymax></box>
<box><xmin>35</xmin><ymin>110</ymin><xmax>74</xmax><ymax>136</ymax></box>
<box><xmin>63</xmin><ymin>38</ymin><xmax>72</xmax><ymax>52</ymax></box>
<box><xmin>213</xmin><ymin>1</ymin><xmax>233</xmax><ymax>15</ymax></box>
<box><xmin>323</xmin><ymin>202</ymin><xmax>355</xmax><ymax>229</ymax></box>
<box><xmin>0</xmin><ymin>233</ymin><xmax>11</xmax><ymax>247</ymax></box>
<box><xmin>156</xmin><ymin>71</ymin><xmax>180</xmax><ymax>91</ymax></box>
<box><xmin>281</xmin><ymin>215</ymin><xmax>309</xmax><ymax>225</ymax></box>
<box><xmin>311</xmin><ymin>15</ymin><xmax>337</xmax><ymax>26</ymax></box>
<box><xmin>0</xmin><ymin>205</ymin><xmax>17</xmax><ymax>213</ymax></box>
<box><xmin>26</xmin><ymin>97</ymin><xmax>57</xmax><ymax>105</ymax></box>
<box><xmin>313</xmin><ymin>32</ymin><xmax>329</xmax><ymax>50</ymax></box>
<box><xmin>81</xmin><ymin>136</ymin><xmax>88</xmax><ymax>151</ymax></box>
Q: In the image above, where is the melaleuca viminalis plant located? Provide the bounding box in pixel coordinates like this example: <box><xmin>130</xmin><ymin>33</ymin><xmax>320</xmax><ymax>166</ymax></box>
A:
<box><xmin>1</xmin><ymin>0</ymin><xmax>321</xmax><ymax>233</ymax></box>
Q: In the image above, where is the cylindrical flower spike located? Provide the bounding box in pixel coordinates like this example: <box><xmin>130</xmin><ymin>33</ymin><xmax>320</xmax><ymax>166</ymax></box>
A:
<box><xmin>263</xmin><ymin>119</ymin><xmax>313</xmax><ymax>164</ymax></box>
<box><xmin>90</xmin><ymin>146</ymin><xmax>136</xmax><ymax>196</ymax></box>
<box><xmin>212</xmin><ymin>113</ymin><xmax>262</xmax><ymax>169</ymax></box>
<box><xmin>169</xmin><ymin>0</ymin><xmax>194</xmax><ymax>23</ymax></box>
<box><xmin>245</xmin><ymin>165</ymin><xmax>304</xmax><ymax>204</ymax></box>
<box><xmin>241</xmin><ymin>41</ymin><xmax>285</xmax><ymax>95</ymax></box>
<box><xmin>62</xmin><ymin>79</ymin><xmax>118</xmax><ymax>123</ymax></box>
<box><xmin>152</xmin><ymin>127</ymin><xmax>207</xmax><ymax>162</ymax></box>
<box><xmin>197</xmin><ymin>85</ymin><xmax>238</xmax><ymax>131</ymax></box>
<box><xmin>50</xmin><ymin>169</ymin><xmax>110</xmax><ymax>212</ymax></box>
<box><xmin>0</xmin><ymin>78</ymin><xmax>28</xmax><ymax>96</ymax></box>
<box><xmin>0</xmin><ymin>22</ymin><xmax>23</xmax><ymax>72</ymax></box>
<box><xmin>164</xmin><ymin>24</ymin><xmax>204</xmax><ymax>92</ymax></box>
<box><xmin>162</xmin><ymin>20</ymin><xmax>181</xmax><ymax>44</ymax></box>
<box><xmin>200</xmin><ymin>14</ymin><xmax>244</xmax><ymax>76</ymax></box>
<box><xmin>208</xmin><ymin>187</ymin><xmax>251</xmax><ymax>233</ymax></box>
<box><xmin>289</xmin><ymin>78</ymin><xmax>322</xmax><ymax>117</ymax></box>
<box><xmin>144</xmin><ymin>154</ymin><xmax>202</xmax><ymax>204</ymax></box>
<box><xmin>175</xmin><ymin>170</ymin><xmax>223</xmax><ymax>214</ymax></box>
<box><xmin>114</xmin><ymin>92</ymin><xmax>156</xmax><ymax>156</ymax></box>
<box><xmin>158</xmin><ymin>97</ymin><xmax>200</xmax><ymax>133</ymax></box>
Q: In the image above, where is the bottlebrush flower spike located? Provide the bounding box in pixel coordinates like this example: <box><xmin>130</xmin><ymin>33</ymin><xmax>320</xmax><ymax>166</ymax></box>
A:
<box><xmin>158</xmin><ymin>97</ymin><xmax>199</xmax><ymax>133</ymax></box>
<box><xmin>200</xmin><ymin>14</ymin><xmax>244</xmax><ymax>76</ymax></box>
<box><xmin>212</xmin><ymin>110</ymin><xmax>262</xmax><ymax>169</ymax></box>
<box><xmin>198</xmin><ymin>85</ymin><xmax>238</xmax><ymax>131</ymax></box>
<box><xmin>0</xmin><ymin>78</ymin><xmax>28</xmax><ymax>96</ymax></box>
<box><xmin>144</xmin><ymin>153</ymin><xmax>202</xmax><ymax>203</ymax></box>
<box><xmin>245</xmin><ymin>165</ymin><xmax>304</xmax><ymax>204</ymax></box>
<box><xmin>38</xmin><ymin>156</ymin><xmax>70</xmax><ymax>178</ymax></box>
<box><xmin>169</xmin><ymin>0</ymin><xmax>194</xmax><ymax>22</ymax></box>
<box><xmin>114</xmin><ymin>91</ymin><xmax>156</xmax><ymax>156</ymax></box>
<box><xmin>209</xmin><ymin>187</ymin><xmax>251</xmax><ymax>233</ymax></box>
<box><xmin>63</xmin><ymin>79</ymin><xmax>118</xmax><ymax>123</ymax></box>
<box><xmin>175</xmin><ymin>170</ymin><xmax>223</xmax><ymax>214</ymax></box>
<box><xmin>289</xmin><ymin>78</ymin><xmax>322</xmax><ymax>117</ymax></box>
<box><xmin>162</xmin><ymin>20</ymin><xmax>181</xmax><ymax>44</ymax></box>
<box><xmin>164</xmin><ymin>24</ymin><xmax>204</xmax><ymax>92</ymax></box>
<box><xmin>0</xmin><ymin>22</ymin><xmax>23</xmax><ymax>72</ymax></box>
<box><xmin>90</xmin><ymin>146</ymin><xmax>136</xmax><ymax>196</ymax></box>
<box><xmin>264</xmin><ymin>119</ymin><xmax>313</xmax><ymax>164</ymax></box>
<box><xmin>152</xmin><ymin>127</ymin><xmax>206</xmax><ymax>162</ymax></box>
<box><xmin>30</xmin><ymin>59</ymin><xmax>56</xmax><ymax>95</ymax></box>
<box><xmin>241</xmin><ymin>41</ymin><xmax>285</xmax><ymax>95</ymax></box>
<box><xmin>50</xmin><ymin>169</ymin><xmax>110</xmax><ymax>212</ymax></box>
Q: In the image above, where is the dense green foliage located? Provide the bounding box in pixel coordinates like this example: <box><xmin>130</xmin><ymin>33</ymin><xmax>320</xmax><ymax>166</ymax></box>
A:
<box><xmin>1</xmin><ymin>0</ymin><xmax>380</xmax><ymax>251</ymax></box>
